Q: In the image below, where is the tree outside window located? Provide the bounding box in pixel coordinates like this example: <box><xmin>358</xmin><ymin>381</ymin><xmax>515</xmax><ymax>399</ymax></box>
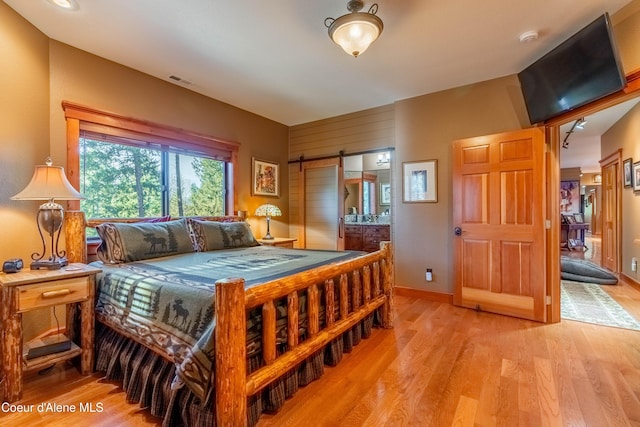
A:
<box><xmin>79</xmin><ymin>137</ymin><xmax>225</xmax><ymax>219</ymax></box>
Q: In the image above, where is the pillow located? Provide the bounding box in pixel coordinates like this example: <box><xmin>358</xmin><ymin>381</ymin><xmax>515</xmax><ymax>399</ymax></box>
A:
<box><xmin>189</xmin><ymin>219</ymin><xmax>259</xmax><ymax>251</ymax></box>
<box><xmin>140</xmin><ymin>215</ymin><xmax>172</xmax><ymax>223</ymax></box>
<box><xmin>96</xmin><ymin>218</ymin><xmax>195</xmax><ymax>263</ymax></box>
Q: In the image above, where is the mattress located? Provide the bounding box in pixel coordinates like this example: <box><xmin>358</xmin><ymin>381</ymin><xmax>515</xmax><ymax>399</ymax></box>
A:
<box><xmin>92</xmin><ymin>245</ymin><xmax>362</xmax><ymax>400</ymax></box>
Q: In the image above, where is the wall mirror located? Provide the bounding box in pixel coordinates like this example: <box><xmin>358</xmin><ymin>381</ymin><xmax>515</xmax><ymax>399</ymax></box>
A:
<box><xmin>344</xmin><ymin>151</ymin><xmax>391</xmax><ymax>217</ymax></box>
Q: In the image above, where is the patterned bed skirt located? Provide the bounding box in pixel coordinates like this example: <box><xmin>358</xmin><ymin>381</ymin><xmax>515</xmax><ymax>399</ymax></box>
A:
<box><xmin>94</xmin><ymin>312</ymin><xmax>376</xmax><ymax>426</ymax></box>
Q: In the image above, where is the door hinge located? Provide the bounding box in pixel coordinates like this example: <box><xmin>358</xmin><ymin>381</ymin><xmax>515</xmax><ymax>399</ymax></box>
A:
<box><xmin>545</xmin><ymin>219</ymin><xmax>551</xmax><ymax>230</ymax></box>
<box><xmin>546</xmin><ymin>295</ymin><xmax>552</xmax><ymax>305</ymax></box>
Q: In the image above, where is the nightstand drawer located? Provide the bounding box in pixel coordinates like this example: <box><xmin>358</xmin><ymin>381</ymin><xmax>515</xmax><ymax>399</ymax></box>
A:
<box><xmin>17</xmin><ymin>277</ymin><xmax>90</xmax><ymax>312</ymax></box>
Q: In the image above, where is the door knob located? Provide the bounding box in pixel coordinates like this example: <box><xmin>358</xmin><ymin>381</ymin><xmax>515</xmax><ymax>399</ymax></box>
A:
<box><xmin>454</xmin><ymin>227</ymin><xmax>462</xmax><ymax>236</ymax></box>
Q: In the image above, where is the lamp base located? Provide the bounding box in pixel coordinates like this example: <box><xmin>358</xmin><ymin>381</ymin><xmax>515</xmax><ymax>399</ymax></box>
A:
<box><xmin>261</xmin><ymin>234</ymin><xmax>275</xmax><ymax>240</ymax></box>
<box><xmin>30</xmin><ymin>258</ymin><xmax>68</xmax><ymax>270</ymax></box>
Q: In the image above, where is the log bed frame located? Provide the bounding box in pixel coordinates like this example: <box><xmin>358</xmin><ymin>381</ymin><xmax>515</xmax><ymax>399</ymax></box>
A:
<box><xmin>64</xmin><ymin>211</ymin><xmax>394</xmax><ymax>426</ymax></box>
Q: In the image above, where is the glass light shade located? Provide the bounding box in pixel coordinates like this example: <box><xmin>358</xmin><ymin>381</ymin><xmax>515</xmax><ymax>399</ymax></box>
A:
<box><xmin>255</xmin><ymin>204</ymin><xmax>282</xmax><ymax>217</ymax></box>
<box><xmin>328</xmin><ymin>12</ymin><xmax>383</xmax><ymax>58</ymax></box>
<box><xmin>255</xmin><ymin>204</ymin><xmax>281</xmax><ymax>240</ymax></box>
<box><xmin>48</xmin><ymin>0</ymin><xmax>79</xmax><ymax>10</ymax></box>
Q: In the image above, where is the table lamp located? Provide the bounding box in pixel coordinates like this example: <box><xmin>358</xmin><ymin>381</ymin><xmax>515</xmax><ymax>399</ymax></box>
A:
<box><xmin>254</xmin><ymin>203</ymin><xmax>281</xmax><ymax>240</ymax></box>
<box><xmin>11</xmin><ymin>157</ymin><xmax>84</xmax><ymax>269</ymax></box>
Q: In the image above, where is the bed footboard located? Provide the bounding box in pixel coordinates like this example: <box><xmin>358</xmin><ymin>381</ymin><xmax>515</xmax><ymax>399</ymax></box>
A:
<box><xmin>63</xmin><ymin>211</ymin><xmax>394</xmax><ymax>426</ymax></box>
<box><xmin>215</xmin><ymin>241</ymin><xmax>394</xmax><ymax>426</ymax></box>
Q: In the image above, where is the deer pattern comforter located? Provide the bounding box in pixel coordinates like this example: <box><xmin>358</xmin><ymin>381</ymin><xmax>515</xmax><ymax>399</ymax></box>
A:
<box><xmin>92</xmin><ymin>245</ymin><xmax>362</xmax><ymax>400</ymax></box>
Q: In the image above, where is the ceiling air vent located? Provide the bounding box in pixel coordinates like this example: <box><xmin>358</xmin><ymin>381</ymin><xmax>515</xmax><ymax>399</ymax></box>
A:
<box><xmin>168</xmin><ymin>75</ymin><xmax>193</xmax><ymax>86</ymax></box>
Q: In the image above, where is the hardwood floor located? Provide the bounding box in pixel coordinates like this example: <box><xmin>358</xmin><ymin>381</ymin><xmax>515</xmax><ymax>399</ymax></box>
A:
<box><xmin>2</xmin><ymin>296</ymin><xmax>640</xmax><ymax>426</ymax></box>
<box><xmin>563</xmin><ymin>233</ymin><xmax>602</xmax><ymax>266</ymax></box>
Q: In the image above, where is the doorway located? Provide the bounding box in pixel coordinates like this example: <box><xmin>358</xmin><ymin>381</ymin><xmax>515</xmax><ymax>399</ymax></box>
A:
<box><xmin>555</xmin><ymin>96</ymin><xmax>640</xmax><ymax>326</ymax></box>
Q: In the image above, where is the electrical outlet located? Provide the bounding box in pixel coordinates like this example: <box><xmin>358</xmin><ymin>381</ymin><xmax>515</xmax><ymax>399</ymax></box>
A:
<box><xmin>632</xmin><ymin>257</ymin><xmax>638</xmax><ymax>272</ymax></box>
<box><xmin>426</xmin><ymin>268</ymin><xmax>433</xmax><ymax>282</ymax></box>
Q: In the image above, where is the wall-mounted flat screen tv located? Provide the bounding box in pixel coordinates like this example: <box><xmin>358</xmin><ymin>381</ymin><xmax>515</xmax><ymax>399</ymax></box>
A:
<box><xmin>518</xmin><ymin>13</ymin><xmax>626</xmax><ymax>124</ymax></box>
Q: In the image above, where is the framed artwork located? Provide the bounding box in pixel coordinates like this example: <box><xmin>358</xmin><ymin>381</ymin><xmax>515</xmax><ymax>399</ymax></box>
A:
<box><xmin>634</xmin><ymin>161</ymin><xmax>640</xmax><ymax>193</ymax></box>
<box><xmin>380</xmin><ymin>183</ymin><xmax>391</xmax><ymax>205</ymax></box>
<box><xmin>560</xmin><ymin>180</ymin><xmax>580</xmax><ymax>214</ymax></box>
<box><xmin>402</xmin><ymin>159</ymin><xmax>437</xmax><ymax>203</ymax></box>
<box><xmin>623</xmin><ymin>157</ymin><xmax>633</xmax><ymax>188</ymax></box>
<box><xmin>574</xmin><ymin>213</ymin><xmax>584</xmax><ymax>223</ymax></box>
<box><xmin>252</xmin><ymin>158</ymin><xmax>279</xmax><ymax>197</ymax></box>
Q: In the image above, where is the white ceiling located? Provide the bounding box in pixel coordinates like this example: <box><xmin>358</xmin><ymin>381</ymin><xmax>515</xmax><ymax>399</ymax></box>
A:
<box><xmin>3</xmin><ymin>0</ymin><xmax>633</xmax><ymax>127</ymax></box>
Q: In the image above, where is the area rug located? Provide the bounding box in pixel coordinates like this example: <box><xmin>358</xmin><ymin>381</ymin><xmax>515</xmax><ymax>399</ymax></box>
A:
<box><xmin>561</xmin><ymin>280</ymin><xmax>640</xmax><ymax>331</ymax></box>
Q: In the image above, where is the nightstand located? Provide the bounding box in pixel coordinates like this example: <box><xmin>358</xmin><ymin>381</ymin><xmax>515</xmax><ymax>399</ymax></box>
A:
<box><xmin>0</xmin><ymin>263</ymin><xmax>101</xmax><ymax>402</ymax></box>
<box><xmin>257</xmin><ymin>237</ymin><xmax>297</xmax><ymax>248</ymax></box>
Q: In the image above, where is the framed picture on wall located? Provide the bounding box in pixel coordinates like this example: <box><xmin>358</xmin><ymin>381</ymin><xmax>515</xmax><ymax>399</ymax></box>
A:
<box><xmin>402</xmin><ymin>159</ymin><xmax>437</xmax><ymax>203</ymax></box>
<box><xmin>380</xmin><ymin>183</ymin><xmax>391</xmax><ymax>205</ymax></box>
<box><xmin>252</xmin><ymin>158</ymin><xmax>279</xmax><ymax>197</ymax></box>
<box><xmin>634</xmin><ymin>161</ymin><xmax>640</xmax><ymax>193</ymax></box>
<box><xmin>560</xmin><ymin>180</ymin><xmax>580</xmax><ymax>214</ymax></box>
<box><xmin>623</xmin><ymin>157</ymin><xmax>633</xmax><ymax>188</ymax></box>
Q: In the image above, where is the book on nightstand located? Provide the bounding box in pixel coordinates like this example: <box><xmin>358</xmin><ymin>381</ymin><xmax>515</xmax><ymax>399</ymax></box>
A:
<box><xmin>23</xmin><ymin>334</ymin><xmax>72</xmax><ymax>360</ymax></box>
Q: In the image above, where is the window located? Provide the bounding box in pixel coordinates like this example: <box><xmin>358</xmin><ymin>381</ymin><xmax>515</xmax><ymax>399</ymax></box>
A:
<box><xmin>79</xmin><ymin>136</ymin><xmax>226</xmax><ymax>218</ymax></box>
<box><xmin>64</xmin><ymin>101</ymin><xmax>239</xmax><ymax>219</ymax></box>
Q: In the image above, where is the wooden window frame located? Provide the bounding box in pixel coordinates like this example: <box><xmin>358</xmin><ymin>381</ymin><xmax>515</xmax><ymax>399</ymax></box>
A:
<box><xmin>63</xmin><ymin>101</ymin><xmax>239</xmax><ymax>214</ymax></box>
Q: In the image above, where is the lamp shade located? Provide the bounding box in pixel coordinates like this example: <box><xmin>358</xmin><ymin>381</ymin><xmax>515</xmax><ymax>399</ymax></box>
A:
<box><xmin>11</xmin><ymin>162</ymin><xmax>83</xmax><ymax>201</ymax></box>
<box><xmin>255</xmin><ymin>204</ymin><xmax>282</xmax><ymax>217</ymax></box>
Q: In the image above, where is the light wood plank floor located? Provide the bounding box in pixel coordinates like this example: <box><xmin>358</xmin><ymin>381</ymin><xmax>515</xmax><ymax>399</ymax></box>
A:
<box><xmin>2</xmin><ymin>296</ymin><xmax>640</xmax><ymax>426</ymax></box>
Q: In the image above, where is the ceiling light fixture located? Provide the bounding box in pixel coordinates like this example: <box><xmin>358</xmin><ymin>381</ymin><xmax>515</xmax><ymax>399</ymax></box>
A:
<box><xmin>47</xmin><ymin>0</ymin><xmax>79</xmax><ymax>10</ymax></box>
<box><xmin>325</xmin><ymin>0</ymin><xmax>383</xmax><ymax>58</ymax></box>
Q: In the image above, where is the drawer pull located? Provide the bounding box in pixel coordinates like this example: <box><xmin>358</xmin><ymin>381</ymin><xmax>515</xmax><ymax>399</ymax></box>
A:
<box><xmin>42</xmin><ymin>289</ymin><xmax>72</xmax><ymax>299</ymax></box>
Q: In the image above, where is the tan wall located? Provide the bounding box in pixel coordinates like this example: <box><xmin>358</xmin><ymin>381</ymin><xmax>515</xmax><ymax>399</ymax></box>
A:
<box><xmin>602</xmin><ymin>1</ymin><xmax>640</xmax><ymax>282</ymax></box>
<box><xmin>601</xmin><ymin>102</ymin><xmax>640</xmax><ymax>281</ymax></box>
<box><xmin>394</xmin><ymin>75</ymin><xmax>530</xmax><ymax>293</ymax></box>
<box><xmin>48</xmin><ymin>41</ymin><xmax>290</xmax><ymax>240</ymax></box>
<box><xmin>0</xmin><ymin>3</ymin><xmax>53</xmax><ymax>339</ymax></box>
<box><xmin>0</xmin><ymin>4</ymin><xmax>49</xmax><ymax>265</ymax></box>
<box><xmin>288</xmin><ymin>75</ymin><xmax>528</xmax><ymax>293</ymax></box>
<box><xmin>1</xmin><ymin>4</ymin><xmax>289</xmax><ymax>339</ymax></box>
<box><xmin>612</xmin><ymin>0</ymin><xmax>640</xmax><ymax>73</ymax></box>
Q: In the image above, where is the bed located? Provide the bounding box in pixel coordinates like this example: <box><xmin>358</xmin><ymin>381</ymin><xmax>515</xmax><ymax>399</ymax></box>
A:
<box><xmin>63</xmin><ymin>211</ymin><xmax>394</xmax><ymax>426</ymax></box>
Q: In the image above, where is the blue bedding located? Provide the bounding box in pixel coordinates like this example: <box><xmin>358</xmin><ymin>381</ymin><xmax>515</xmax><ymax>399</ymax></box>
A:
<box><xmin>92</xmin><ymin>245</ymin><xmax>362</xmax><ymax>400</ymax></box>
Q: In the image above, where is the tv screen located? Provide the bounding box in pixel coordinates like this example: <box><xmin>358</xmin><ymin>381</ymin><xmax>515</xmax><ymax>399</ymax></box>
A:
<box><xmin>518</xmin><ymin>13</ymin><xmax>626</xmax><ymax>124</ymax></box>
